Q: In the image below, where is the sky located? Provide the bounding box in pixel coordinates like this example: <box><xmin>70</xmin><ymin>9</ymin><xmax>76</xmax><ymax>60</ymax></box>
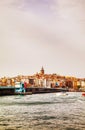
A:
<box><xmin>0</xmin><ymin>0</ymin><xmax>85</xmax><ymax>78</ymax></box>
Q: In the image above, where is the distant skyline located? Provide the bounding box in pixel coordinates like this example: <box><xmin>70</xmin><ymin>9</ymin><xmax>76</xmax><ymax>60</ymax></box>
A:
<box><xmin>0</xmin><ymin>0</ymin><xmax>85</xmax><ymax>78</ymax></box>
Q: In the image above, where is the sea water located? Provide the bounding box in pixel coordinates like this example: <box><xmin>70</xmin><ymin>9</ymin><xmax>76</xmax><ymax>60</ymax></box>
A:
<box><xmin>0</xmin><ymin>92</ymin><xmax>85</xmax><ymax>130</ymax></box>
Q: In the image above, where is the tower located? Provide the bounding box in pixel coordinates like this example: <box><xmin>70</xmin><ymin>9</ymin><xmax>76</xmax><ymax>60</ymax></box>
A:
<box><xmin>40</xmin><ymin>66</ymin><xmax>44</xmax><ymax>75</ymax></box>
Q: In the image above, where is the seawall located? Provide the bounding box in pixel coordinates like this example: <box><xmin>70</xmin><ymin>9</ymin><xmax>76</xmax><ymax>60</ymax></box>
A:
<box><xmin>26</xmin><ymin>87</ymin><xmax>68</xmax><ymax>94</ymax></box>
<box><xmin>0</xmin><ymin>87</ymin><xmax>68</xmax><ymax>96</ymax></box>
<box><xmin>0</xmin><ymin>87</ymin><xmax>15</xmax><ymax>96</ymax></box>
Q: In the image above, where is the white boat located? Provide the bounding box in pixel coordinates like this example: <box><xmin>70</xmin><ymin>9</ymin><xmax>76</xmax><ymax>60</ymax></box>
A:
<box><xmin>56</xmin><ymin>92</ymin><xmax>68</xmax><ymax>96</ymax></box>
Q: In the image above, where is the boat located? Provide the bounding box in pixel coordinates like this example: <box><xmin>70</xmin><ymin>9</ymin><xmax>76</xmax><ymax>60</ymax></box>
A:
<box><xmin>82</xmin><ymin>92</ymin><xmax>85</xmax><ymax>96</ymax></box>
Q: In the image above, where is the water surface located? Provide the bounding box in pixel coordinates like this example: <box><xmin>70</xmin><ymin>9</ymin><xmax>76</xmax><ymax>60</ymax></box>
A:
<box><xmin>0</xmin><ymin>92</ymin><xmax>85</xmax><ymax>130</ymax></box>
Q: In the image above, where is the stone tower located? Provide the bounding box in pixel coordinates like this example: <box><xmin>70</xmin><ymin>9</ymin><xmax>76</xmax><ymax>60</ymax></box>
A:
<box><xmin>40</xmin><ymin>66</ymin><xmax>44</xmax><ymax>75</ymax></box>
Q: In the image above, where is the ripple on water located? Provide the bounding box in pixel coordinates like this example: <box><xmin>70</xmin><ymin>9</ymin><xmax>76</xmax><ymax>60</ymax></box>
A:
<box><xmin>0</xmin><ymin>93</ymin><xmax>85</xmax><ymax>130</ymax></box>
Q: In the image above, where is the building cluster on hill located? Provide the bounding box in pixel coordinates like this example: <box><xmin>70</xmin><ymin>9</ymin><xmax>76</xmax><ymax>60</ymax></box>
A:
<box><xmin>0</xmin><ymin>67</ymin><xmax>85</xmax><ymax>91</ymax></box>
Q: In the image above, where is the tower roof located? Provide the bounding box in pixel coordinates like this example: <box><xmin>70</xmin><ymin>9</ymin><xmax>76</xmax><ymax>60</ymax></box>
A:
<box><xmin>40</xmin><ymin>66</ymin><xmax>44</xmax><ymax>75</ymax></box>
<box><xmin>41</xmin><ymin>66</ymin><xmax>44</xmax><ymax>71</ymax></box>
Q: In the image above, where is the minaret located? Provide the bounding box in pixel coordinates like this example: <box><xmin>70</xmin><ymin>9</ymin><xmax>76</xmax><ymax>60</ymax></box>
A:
<box><xmin>40</xmin><ymin>66</ymin><xmax>44</xmax><ymax>75</ymax></box>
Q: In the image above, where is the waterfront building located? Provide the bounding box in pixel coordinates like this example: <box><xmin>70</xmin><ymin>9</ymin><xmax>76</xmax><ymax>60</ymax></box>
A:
<box><xmin>15</xmin><ymin>82</ymin><xmax>21</xmax><ymax>88</ymax></box>
<box><xmin>43</xmin><ymin>78</ymin><xmax>47</xmax><ymax>88</ymax></box>
<box><xmin>29</xmin><ymin>78</ymin><xmax>34</xmax><ymax>87</ymax></box>
<box><xmin>73</xmin><ymin>80</ymin><xmax>78</xmax><ymax>90</ymax></box>
<box><xmin>77</xmin><ymin>80</ymin><xmax>81</xmax><ymax>86</ymax></box>
<box><xmin>0</xmin><ymin>67</ymin><xmax>85</xmax><ymax>91</ymax></box>
<box><xmin>80</xmin><ymin>80</ymin><xmax>85</xmax><ymax>91</ymax></box>
<box><xmin>11</xmin><ymin>79</ymin><xmax>15</xmax><ymax>86</ymax></box>
<box><xmin>0</xmin><ymin>79</ymin><xmax>2</xmax><ymax>86</ymax></box>
<box><xmin>34</xmin><ymin>78</ymin><xmax>39</xmax><ymax>87</ymax></box>
<box><xmin>38</xmin><ymin>78</ymin><xmax>44</xmax><ymax>87</ymax></box>
<box><xmin>81</xmin><ymin>80</ymin><xmax>85</xmax><ymax>87</ymax></box>
<box><xmin>6</xmin><ymin>78</ymin><xmax>11</xmax><ymax>86</ymax></box>
<box><xmin>46</xmin><ymin>78</ymin><xmax>53</xmax><ymax>88</ymax></box>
